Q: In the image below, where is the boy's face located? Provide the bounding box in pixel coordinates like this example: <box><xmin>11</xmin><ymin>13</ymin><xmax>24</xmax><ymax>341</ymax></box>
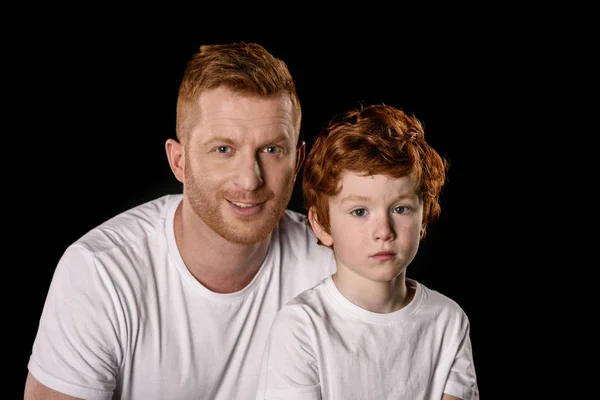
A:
<box><xmin>312</xmin><ymin>172</ymin><xmax>423</xmax><ymax>284</ymax></box>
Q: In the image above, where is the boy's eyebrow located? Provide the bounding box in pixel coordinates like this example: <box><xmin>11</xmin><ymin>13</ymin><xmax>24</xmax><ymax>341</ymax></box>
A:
<box><xmin>340</xmin><ymin>195</ymin><xmax>371</xmax><ymax>204</ymax></box>
<box><xmin>340</xmin><ymin>193</ymin><xmax>418</xmax><ymax>204</ymax></box>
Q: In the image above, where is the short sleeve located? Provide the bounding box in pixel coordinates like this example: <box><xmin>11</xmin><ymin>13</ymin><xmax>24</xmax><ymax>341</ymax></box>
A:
<box><xmin>27</xmin><ymin>246</ymin><xmax>123</xmax><ymax>400</ymax></box>
<box><xmin>443</xmin><ymin>315</ymin><xmax>480</xmax><ymax>400</ymax></box>
<box><xmin>256</xmin><ymin>305</ymin><xmax>322</xmax><ymax>400</ymax></box>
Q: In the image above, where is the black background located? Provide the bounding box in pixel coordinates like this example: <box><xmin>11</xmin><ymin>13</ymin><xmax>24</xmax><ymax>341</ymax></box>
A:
<box><xmin>12</xmin><ymin>26</ymin><xmax>518</xmax><ymax>398</ymax></box>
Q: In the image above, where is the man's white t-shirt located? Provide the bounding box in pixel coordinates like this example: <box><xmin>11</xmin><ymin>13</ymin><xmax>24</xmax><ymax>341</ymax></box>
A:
<box><xmin>27</xmin><ymin>194</ymin><xmax>336</xmax><ymax>400</ymax></box>
<box><xmin>256</xmin><ymin>276</ymin><xmax>479</xmax><ymax>400</ymax></box>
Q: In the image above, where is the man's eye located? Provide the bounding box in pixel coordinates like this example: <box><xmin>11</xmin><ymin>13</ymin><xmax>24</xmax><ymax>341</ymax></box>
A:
<box><xmin>351</xmin><ymin>209</ymin><xmax>367</xmax><ymax>217</ymax></box>
<box><xmin>216</xmin><ymin>146</ymin><xmax>230</xmax><ymax>153</ymax></box>
<box><xmin>263</xmin><ymin>146</ymin><xmax>282</xmax><ymax>154</ymax></box>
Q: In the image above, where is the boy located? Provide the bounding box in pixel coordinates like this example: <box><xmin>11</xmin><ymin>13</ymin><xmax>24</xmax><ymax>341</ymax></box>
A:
<box><xmin>256</xmin><ymin>104</ymin><xmax>479</xmax><ymax>399</ymax></box>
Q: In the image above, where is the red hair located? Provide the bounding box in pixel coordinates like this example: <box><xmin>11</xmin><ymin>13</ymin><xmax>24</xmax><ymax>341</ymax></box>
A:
<box><xmin>303</xmin><ymin>104</ymin><xmax>448</xmax><ymax>241</ymax></box>
<box><xmin>176</xmin><ymin>42</ymin><xmax>301</xmax><ymax>144</ymax></box>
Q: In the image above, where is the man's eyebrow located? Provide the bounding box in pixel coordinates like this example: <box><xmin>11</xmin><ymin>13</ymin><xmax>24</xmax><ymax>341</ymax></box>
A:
<box><xmin>200</xmin><ymin>137</ymin><xmax>236</xmax><ymax>146</ymax></box>
<box><xmin>202</xmin><ymin>133</ymin><xmax>292</xmax><ymax>146</ymax></box>
<box><xmin>257</xmin><ymin>133</ymin><xmax>293</xmax><ymax>144</ymax></box>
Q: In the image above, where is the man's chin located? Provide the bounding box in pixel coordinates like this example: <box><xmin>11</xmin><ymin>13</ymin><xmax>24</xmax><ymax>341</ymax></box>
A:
<box><xmin>213</xmin><ymin>199</ymin><xmax>288</xmax><ymax>244</ymax></box>
<box><xmin>221</xmin><ymin>227</ymin><xmax>272</xmax><ymax>245</ymax></box>
<box><xmin>208</xmin><ymin>214</ymin><xmax>274</xmax><ymax>245</ymax></box>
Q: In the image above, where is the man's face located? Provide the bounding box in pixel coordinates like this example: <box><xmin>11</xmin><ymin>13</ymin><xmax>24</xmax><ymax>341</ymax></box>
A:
<box><xmin>183</xmin><ymin>87</ymin><xmax>300</xmax><ymax>245</ymax></box>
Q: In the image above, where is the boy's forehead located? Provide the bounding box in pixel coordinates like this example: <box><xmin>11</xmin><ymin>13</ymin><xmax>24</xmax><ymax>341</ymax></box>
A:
<box><xmin>339</xmin><ymin>171</ymin><xmax>415</xmax><ymax>184</ymax></box>
<box><xmin>334</xmin><ymin>172</ymin><xmax>419</xmax><ymax>198</ymax></box>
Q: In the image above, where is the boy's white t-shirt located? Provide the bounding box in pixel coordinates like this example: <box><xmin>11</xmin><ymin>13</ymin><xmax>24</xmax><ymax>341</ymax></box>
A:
<box><xmin>27</xmin><ymin>194</ymin><xmax>336</xmax><ymax>400</ymax></box>
<box><xmin>256</xmin><ymin>276</ymin><xmax>479</xmax><ymax>400</ymax></box>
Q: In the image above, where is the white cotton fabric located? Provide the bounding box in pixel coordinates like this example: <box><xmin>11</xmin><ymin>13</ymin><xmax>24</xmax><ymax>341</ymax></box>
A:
<box><xmin>256</xmin><ymin>276</ymin><xmax>479</xmax><ymax>400</ymax></box>
<box><xmin>27</xmin><ymin>194</ymin><xmax>336</xmax><ymax>400</ymax></box>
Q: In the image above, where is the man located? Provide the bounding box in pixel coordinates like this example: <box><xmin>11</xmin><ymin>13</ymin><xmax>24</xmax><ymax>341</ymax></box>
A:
<box><xmin>24</xmin><ymin>42</ymin><xmax>336</xmax><ymax>400</ymax></box>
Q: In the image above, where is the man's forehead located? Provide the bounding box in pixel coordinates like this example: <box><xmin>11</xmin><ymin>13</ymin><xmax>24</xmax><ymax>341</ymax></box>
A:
<box><xmin>198</xmin><ymin>87</ymin><xmax>294</xmax><ymax>124</ymax></box>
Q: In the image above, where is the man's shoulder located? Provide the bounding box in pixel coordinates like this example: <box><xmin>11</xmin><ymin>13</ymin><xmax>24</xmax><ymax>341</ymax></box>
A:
<box><xmin>280</xmin><ymin>209</ymin><xmax>309</xmax><ymax>224</ymax></box>
<box><xmin>277</xmin><ymin>209</ymin><xmax>309</xmax><ymax>235</ymax></box>
<box><xmin>73</xmin><ymin>194</ymin><xmax>180</xmax><ymax>255</ymax></box>
<box><xmin>273</xmin><ymin>209</ymin><xmax>335</xmax><ymax>274</ymax></box>
<box><xmin>276</xmin><ymin>209</ymin><xmax>315</xmax><ymax>248</ymax></box>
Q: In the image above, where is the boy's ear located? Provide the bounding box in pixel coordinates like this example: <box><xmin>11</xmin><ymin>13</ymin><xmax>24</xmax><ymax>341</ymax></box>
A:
<box><xmin>308</xmin><ymin>207</ymin><xmax>333</xmax><ymax>247</ymax></box>
<box><xmin>294</xmin><ymin>141</ymin><xmax>306</xmax><ymax>177</ymax></box>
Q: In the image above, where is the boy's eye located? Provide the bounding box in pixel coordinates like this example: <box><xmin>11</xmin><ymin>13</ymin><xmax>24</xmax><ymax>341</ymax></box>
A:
<box><xmin>351</xmin><ymin>209</ymin><xmax>367</xmax><ymax>217</ymax></box>
<box><xmin>393</xmin><ymin>206</ymin><xmax>409</xmax><ymax>214</ymax></box>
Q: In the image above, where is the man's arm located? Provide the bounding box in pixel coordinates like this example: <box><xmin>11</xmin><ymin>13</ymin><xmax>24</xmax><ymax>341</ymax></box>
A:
<box><xmin>25</xmin><ymin>247</ymin><xmax>121</xmax><ymax>399</ymax></box>
<box><xmin>442</xmin><ymin>394</ymin><xmax>462</xmax><ymax>400</ymax></box>
<box><xmin>24</xmin><ymin>373</ymin><xmax>81</xmax><ymax>400</ymax></box>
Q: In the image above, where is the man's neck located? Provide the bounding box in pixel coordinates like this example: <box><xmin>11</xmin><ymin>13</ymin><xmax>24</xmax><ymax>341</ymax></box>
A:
<box><xmin>173</xmin><ymin>201</ymin><xmax>271</xmax><ymax>294</ymax></box>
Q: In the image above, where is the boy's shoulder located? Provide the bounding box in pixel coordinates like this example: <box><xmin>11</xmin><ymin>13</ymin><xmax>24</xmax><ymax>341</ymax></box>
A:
<box><xmin>274</xmin><ymin>277</ymin><xmax>330</xmax><ymax>320</ymax></box>
<box><xmin>415</xmin><ymin>280</ymin><xmax>470</xmax><ymax>321</ymax></box>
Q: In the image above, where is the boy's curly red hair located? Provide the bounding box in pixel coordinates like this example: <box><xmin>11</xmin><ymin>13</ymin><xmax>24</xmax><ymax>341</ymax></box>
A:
<box><xmin>302</xmin><ymin>104</ymin><xmax>448</xmax><ymax>242</ymax></box>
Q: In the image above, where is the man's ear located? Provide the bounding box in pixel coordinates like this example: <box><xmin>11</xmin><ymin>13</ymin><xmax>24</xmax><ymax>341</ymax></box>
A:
<box><xmin>294</xmin><ymin>141</ymin><xmax>306</xmax><ymax>176</ymax></box>
<box><xmin>165</xmin><ymin>138</ymin><xmax>185</xmax><ymax>183</ymax></box>
<box><xmin>308</xmin><ymin>207</ymin><xmax>333</xmax><ymax>247</ymax></box>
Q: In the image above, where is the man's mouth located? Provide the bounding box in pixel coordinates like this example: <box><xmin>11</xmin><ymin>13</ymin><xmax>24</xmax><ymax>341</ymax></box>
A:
<box><xmin>229</xmin><ymin>200</ymin><xmax>263</xmax><ymax>208</ymax></box>
<box><xmin>226</xmin><ymin>199</ymin><xmax>267</xmax><ymax>217</ymax></box>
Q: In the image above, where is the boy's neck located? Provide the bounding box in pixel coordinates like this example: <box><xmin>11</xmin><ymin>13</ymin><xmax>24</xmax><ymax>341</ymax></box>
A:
<box><xmin>332</xmin><ymin>270</ymin><xmax>414</xmax><ymax>313</ymax></box>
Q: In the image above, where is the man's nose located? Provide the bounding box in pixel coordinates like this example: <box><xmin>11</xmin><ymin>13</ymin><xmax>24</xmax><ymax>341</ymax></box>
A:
<box><xmin>234</xmin><ymin>152</ymin><xmax>264</xmax><ymax>191</ymax></box>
